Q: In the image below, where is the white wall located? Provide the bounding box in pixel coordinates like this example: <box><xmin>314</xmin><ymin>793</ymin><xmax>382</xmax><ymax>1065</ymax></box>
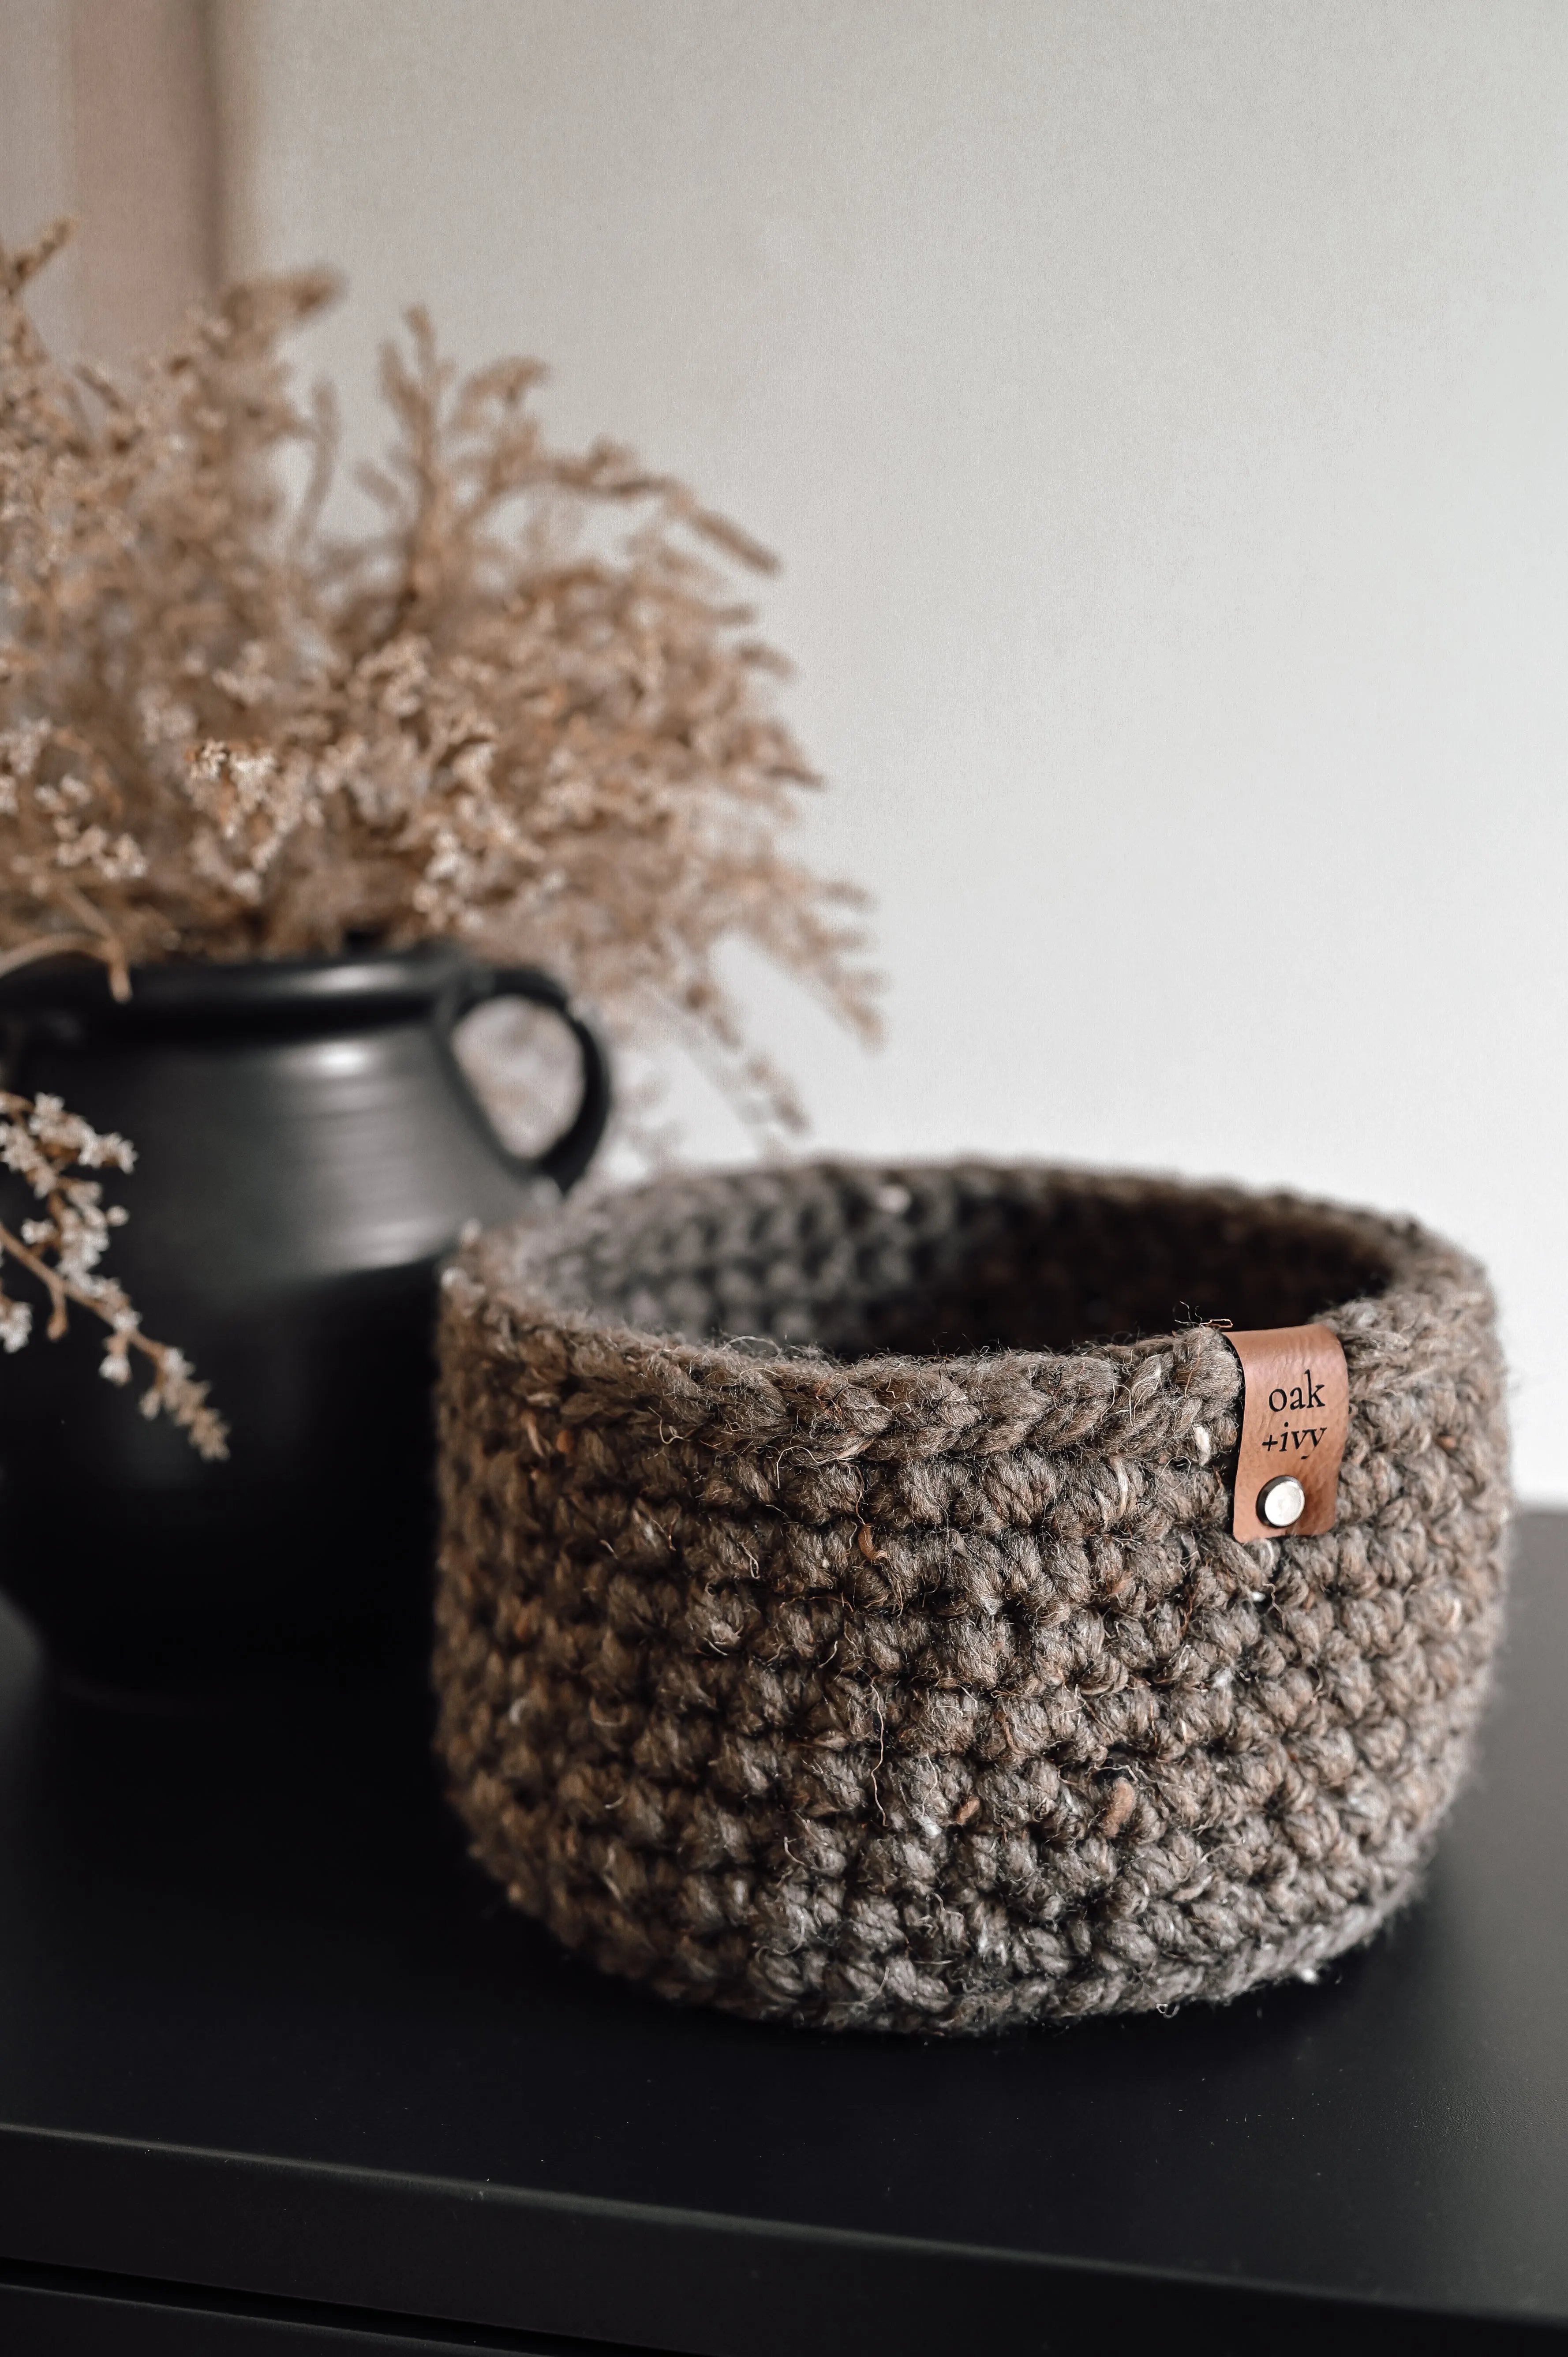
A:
<box><xmin>0</xmin><ymin>2</ymin><xmax>218</xmax><ymax>362</ymax></box>
<box><xmin>0</xmin><ymin>1</ymin><xmax>78</xmax><ymax>355</ymax></box>
<box><xmin>216</xmin><ymin>0</ymin><xmax>1568</xmax><ymax>1497</ymax></box>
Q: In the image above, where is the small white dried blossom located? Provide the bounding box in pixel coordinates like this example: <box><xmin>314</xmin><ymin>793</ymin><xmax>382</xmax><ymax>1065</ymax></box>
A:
<box><xmin>34</xmin><ymin>775</ymin><xmax>92</xmax><ymax>812</ymax></box>
<box><xmin>49</xmin><ymin>818</ymin><xmax>148</xmax><ymax>883</ymax></box>
<box><xmin>136</xmin><ymin>685</ymin><xmax>198</xmax><ymax>749</ymax></box>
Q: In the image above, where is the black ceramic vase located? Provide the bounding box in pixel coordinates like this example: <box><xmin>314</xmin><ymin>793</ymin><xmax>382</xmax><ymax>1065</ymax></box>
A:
<box><xmin>0</xmin><ymin>943</ymin><xmax>610</xmax><ymax>1693</ymax></box>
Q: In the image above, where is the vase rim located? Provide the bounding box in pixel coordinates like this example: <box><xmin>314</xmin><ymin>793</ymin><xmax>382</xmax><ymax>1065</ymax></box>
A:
<box><xmin>0</xmin><ymin>940</ymin><xmax>479</xmax><ymax>1026</ymax></box>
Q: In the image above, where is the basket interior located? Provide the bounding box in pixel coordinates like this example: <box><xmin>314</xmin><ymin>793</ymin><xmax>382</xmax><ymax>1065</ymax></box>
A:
<box><xmin>532</xmin><ymin>1167</ymin><xmax>1394</xmax><ymax>1361</ymax></box>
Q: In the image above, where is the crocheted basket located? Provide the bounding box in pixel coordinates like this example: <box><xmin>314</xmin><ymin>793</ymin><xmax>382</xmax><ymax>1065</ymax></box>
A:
<box><xmin>433</xmin><ymin>1162</ymin><xmax>1510</xmax><ymax>2034</ymax></box>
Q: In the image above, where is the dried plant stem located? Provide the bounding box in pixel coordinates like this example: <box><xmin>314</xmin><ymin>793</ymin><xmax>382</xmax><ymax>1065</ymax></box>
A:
<box><xmin>0</xmin><ymin>1214</ymin><xmax>168</xmax><ymax>1373</ymax></box>
<box><xmin>0</xmin><ymin>933</ymin><xmax>131</xmax><ymax>997</ymax></box>
<box><xmin>0</xmin><ymin>1089</ymin><xmax>227</xmax><ymax>1458</ymax></box>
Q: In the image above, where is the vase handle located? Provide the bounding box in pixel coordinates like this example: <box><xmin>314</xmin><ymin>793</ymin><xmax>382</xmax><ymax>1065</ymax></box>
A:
<box><xmin>447</xmin><ymin>965</ymin><xmax>612</xmax><ymax>1194</ymax></box>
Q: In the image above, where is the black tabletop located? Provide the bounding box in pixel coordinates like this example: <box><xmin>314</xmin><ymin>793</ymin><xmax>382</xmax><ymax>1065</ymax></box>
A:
<box><xmin>0</xmin><ymin>1516</ymin><xmax>1564</xmax><ymax>2355</ymax></box>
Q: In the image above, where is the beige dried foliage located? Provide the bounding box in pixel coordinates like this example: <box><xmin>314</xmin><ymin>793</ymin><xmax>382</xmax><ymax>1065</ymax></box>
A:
<box><xmin>0</xmin><ymin>223</ymin><xmax>877</xmax><ymax>1132</ymax></box>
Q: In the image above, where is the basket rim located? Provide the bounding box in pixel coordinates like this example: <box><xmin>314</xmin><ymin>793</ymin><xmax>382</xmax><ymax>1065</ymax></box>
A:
<box><xmin>441</xmin><ymin>1159</ymin><xmax>1492</xmax><ymax>1464</ymax></box>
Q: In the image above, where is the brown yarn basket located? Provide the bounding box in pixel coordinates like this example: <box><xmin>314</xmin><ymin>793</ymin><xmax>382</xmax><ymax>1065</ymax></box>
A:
<box><xmin>433</xmin><ymin>1161</ymin><xmax>1510</xmax><ymax>2034</ymax></box>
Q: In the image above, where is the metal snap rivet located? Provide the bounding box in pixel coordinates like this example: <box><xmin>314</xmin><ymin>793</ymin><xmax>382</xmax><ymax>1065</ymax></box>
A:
<box><xmin>1257</xmin><ymin>1475</ymin><xmax>1306</xmax><ymax>1529</ymax></box>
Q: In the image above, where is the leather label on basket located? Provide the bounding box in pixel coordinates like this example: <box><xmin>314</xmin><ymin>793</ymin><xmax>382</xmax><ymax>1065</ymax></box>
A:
<box><xmin>1224</xmin><ymin>1323</ymin><xmax>1348</xmax><ymax>1540</ymax></box>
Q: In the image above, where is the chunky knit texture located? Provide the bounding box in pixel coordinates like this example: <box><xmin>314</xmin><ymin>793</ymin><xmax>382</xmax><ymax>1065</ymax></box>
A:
<box><xmin>434</xmin><ymin>1162</ymin><xmax>1510</xmax><ymax>2033</ymax></box>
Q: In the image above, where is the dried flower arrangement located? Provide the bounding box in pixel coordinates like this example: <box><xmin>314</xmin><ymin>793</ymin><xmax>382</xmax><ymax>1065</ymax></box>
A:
<box><xmin>0</xmin><ymin>218</ymin><xmax>875</xmax><ymax>1454</ymax></box>
<box><xmin>0</xmin><ymin>220</ymin><xmax>876</xmax><ymax>1124</ymax></box>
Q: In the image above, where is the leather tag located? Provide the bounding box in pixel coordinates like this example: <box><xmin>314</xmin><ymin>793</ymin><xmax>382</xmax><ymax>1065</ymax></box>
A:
<box><xmin>1224</xmin><ymin>1323</ymin><xmax>1348</xmax><ymax>1540</ymax></box>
